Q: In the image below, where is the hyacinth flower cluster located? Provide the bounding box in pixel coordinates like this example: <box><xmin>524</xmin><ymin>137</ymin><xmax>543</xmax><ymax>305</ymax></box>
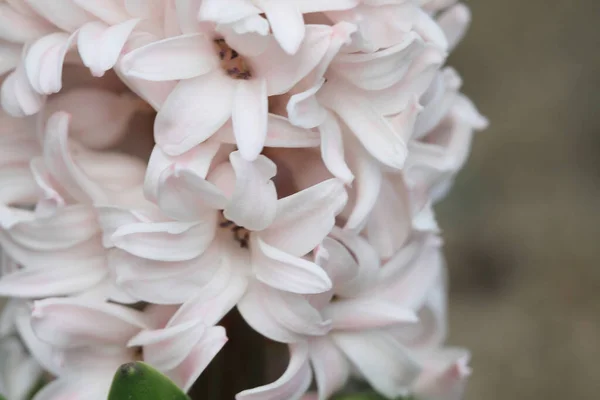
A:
<box><xmin>0</xmin><ymin>1</ymin><xmax>488</xmax><ymax>399</ymax></box>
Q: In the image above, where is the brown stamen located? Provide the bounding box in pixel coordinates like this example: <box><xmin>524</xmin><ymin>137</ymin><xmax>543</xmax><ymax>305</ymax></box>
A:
<box><xmin>214</xmin><ymin>39</ymin><xmax>252</xmax><ymax>80</ymax></box>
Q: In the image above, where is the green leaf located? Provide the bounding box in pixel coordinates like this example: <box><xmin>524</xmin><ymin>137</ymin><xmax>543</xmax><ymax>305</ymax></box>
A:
<box><xmin>0</xmin><ymin>394</ymin><xmax>7</xmax><ymax>400</ymax></box>
<box><xmin>107</xmin><ymin>361</ymin><xmax>190</xmax><ymax>400</ymax></box>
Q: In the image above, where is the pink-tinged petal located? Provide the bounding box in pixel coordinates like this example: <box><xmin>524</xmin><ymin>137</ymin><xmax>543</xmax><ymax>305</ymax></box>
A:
<box><xmin>157</xmin><ymin>167</ymin><xmax>226</xmax><ymax>221</ymax></box>
<box><xmin>328</xmin><ymin>228</ymin><xmax>379</xmax><ymax>297</ymax></box>
<box><xmin>332</xmin><ymin>331</ymin><xmax>421</xmax><ymax>399</ymax></box>
<box><xmin>217</xmin><ymin>116</ymin><xmax>320</xmax><ymax>148</ymax></box>
<box><xmin>168</xmin><ymin>325</ymin><xmax>228</xmax><ymax>392</ymax></box>
<box><xmin>72</xmin><ymin>0</ymin><xmax>130</xmax><ymax>24</ymax></box>
<box><xmin>252</xmin><ymin>236</ymin><xmax>332</xmax><ymax>294</ymax></box>
<box><xmin>308</xmin><ymin>337</ymin><xmax>350</xmax><ymax>400</ymax></box>
<box><xmin>129</xmin><ymin>319</ymin><xmax>206</xmax><ymax>371</ymax></box>
<box><xmin>323</xmin><ymin>298</ymin><xmax>417</xmax><ymax>330</ymax></box>
<box><xmin>413</xmin><ymin>349</ymin><xmax>471</xmax><ymax>400</ymax></box>
<box><xmin>144</xmin><ymin>141</ymin><xmax>221</xmax><ymax>203</ymax></box>
<box><xmin>1</xmin><ymin>66</ymin><xmax>45</xmax><ymax>117</ymax></box>
<box><xmin>0</xmin><ymin>264</ymin><xmax>106</xmax><ymax>298</ymax></box>
<box><xmin>155</xmin><ymin>70</ymin><xmax>235</xmax><ymax>156</ymax></box>
<box><xmin>112</xmin><ymin>219</ymin><xmax>217</xmax><ymax>262</ymax></box>
<box><xmin>0</xmin><ymin>4</ymin><xmax>54</xmax><ymax>43</ymax></box>
<box><xmin>375</xmin><ymin>240</ymin><xmax>444</xmax><ymax>310</ymax></box>
<box><xmin>42</xmin><ymin>112</ymin><xmax>104</xmax><ymax>203</ymax></box>
<box><xmin>388</xmin><ymin>96</ymin><xmax>423</xmax><ymax>142</ymax></box>
<box><xmin>331</xmin><ymin>32</ymin><xmax>423</xmax><ymax>91</ymax></box>
<box><xmin>437</xmin><ymin>3</ymin><xmax>471</xmax><ymax>52</ymax></box>
<box><xmin>0</xmin><ymin>223</ymin><xmax>105</xmax><ymax>269</ymax></box>
<box><xmin>307</xmin><ymin>22</ymin><xmax>356</xmax><ymax>84</ymax></box>
<box><xmin>31</xmin><ymin>298</ymin><xmax>148</xmax><ymax>348</ymax></box>
<box><xmin>224</xmin><ymin>152</ymin><xmax>277</xmax><ymax>231</ymax></box>
<box><xmin>116</xmin><ymin>72</ymin><xmax>177</xmax><ymax>111</ymax></box>
<box><xmin>25</xmin><ymin>32</ymin><xmax>76</xmax><ymax>95</ymax></box>
<box><xmin>96</xmin><ymin>206</ymin><xmax>153</xmax><ymax>247</ymax></box>
<box><xmin>22</xmin><ymin>0</ymin><xmax>93</xmax><ymax>32</ymax></box>
<box><xmin>0</xmin><ymin>205</ymin><xmax>99</xmax><ymax>250</ymax></box>
<box><xmin>168</xmin><ymin>263</ymin><xmax>247</xmax><ymax>326</ymax></box>
<box><xmin>343</xmin><ymin>144</ymin><xmax>382</xmax><ymax>230</ymax></box>
<box><xmin>0</xmin><ymin>41</ymin><xmax>21</xmax><ymax>75</ymax></box>
<box><xmin>77</xmin><ymin>19</ymin><xmax>140</xmax><ymax>77</ymax></box>
<box><xmin>121</xmin><ymin>33</ymin><xmax>218</xmax><ymax>81</ymax></box>
<box><xmin>14</xmin><ymin>313</ymin><xmax>61</xmax><ymax>376</ymax></box>
<box><xmin>124</xmin><ymin>0</ymin><xmax>162</xmax><ymax>18</ymax></box>
<box><xmin>287</xmin><ymin>79</ymin><xmax>327</xmax><ymax>129</ymax></box>
<box><xmin>232</xmin><ymin>78</ymin><xmax>268</xmax><ymax>160</ymax></box>
<box><xmin>238</xmin><ymin>281</ymin><xmax>330</xmax><ymax>343</ymax></box>
<box><xmin>113</xmin><ymin>243</ymin><xmax>225</xmax><ymax>305</ymax></box>
<box><xmin>261</xmin><ymin>179</ymin><xmax>347</xmax><ymax>257</ymax></box>
<box><xmin>250</xmin><ymin>25</ymin><xmax>332</xmax><ymax>95</ymax></box>
<box><xmin>315</xmin><ymin>237</ymin><xmax>359</xmax><ymax>290</ymax></box>
<box><xmin>318</xmin><ymin>82</ymin><xmax>407</xmax><ymax>169</ymax></box>
<box><xmin>319</xmin><ymin>113</ymin><xmax>353</xmax><ymax>184</ymax></box>
<box><xmin>414</xmin><ymin>7</ymin><xmax>448</xmax><ymax>50</ymax></box>
<box><xmin>236</xmin><ymin>343</ymin><xmax>311</xmax><ymax>400</ymax></box>
<box><xmin>218</xmin><ymin>23</ymin><xmax>270</xmax><ymax>57</ymax></box>
<box><xmin>367</xmin><ymin>47</ymin><xmax>446</xmax><ymax>116</ymax></box>
<box><xmin>366</xmin><ymin>177</ymin><xmax>411</xmax><ymax>259</ymax></box>
<box><xmin>261</xmin><ymin>1</ymin><xmax>304</xmax><ymax>55</ymax></box>
<box><xmin>198</xmin><ymin>0</ymin><xmax>260</xmax><ymax>24</ymax></box>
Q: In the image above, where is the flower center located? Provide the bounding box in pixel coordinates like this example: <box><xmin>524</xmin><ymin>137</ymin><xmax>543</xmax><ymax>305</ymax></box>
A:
<box><xmin>214</xmin><ymin>38</ymin><xmax>252</xmax><ymax>80</ymax></box>
<box><xmin>219</xmin><ymin>212</ymin><xmax>250</xmax><ymax>248</ymax></box>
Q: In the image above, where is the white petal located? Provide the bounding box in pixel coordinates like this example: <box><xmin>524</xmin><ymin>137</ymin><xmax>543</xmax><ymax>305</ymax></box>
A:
<box><xmin>121</xmin><ymin>33</ymin><xmax>218</xmax><ymax>81</ymax></box>
<box><xmin>25</xmin><ymin>0</ymin><xmax>93</xmax><ymax>31</ymax></box>
<box><xmin>0</xmin><ymin>264</ymin><xmax>106</xmax><ymax>298</ymax></box>
<box><xmin>224</xmin><ymin>152</ymin><xmax>277</xmax><ymax>231</ymax></box>
<box><xmin>112</xmin><ymin>219</ymin><xmax>217</xmax><ymax>262</ymax></box>
<box><xmin>286</xmin><ymin>79</ymin><xmax>327</xmax><ymax>129</ymax></box>
<box><xmin>157</xmin><ymin>167</ymin><xmax>226</xmax><ymax>221</ymax></box>
<box><xmin>236</xmin><ymin>343</ymin><xmax>311</xmax><ymax>400</ymax></box>
<box><xmin>252</xmin><ymin>236</ymin><xmax>332</xmax><ymax>294</ymax></box>
<box><xmin>167</xmin><ymin>325</ymin><xmax>228</xmax><ymax>392</ymax></box>
<box><xmin>238</xmin><ymin>281</ymin><xmax>330</xmax><ymax>343</ymax></box>
<box><xmin>25</xmin><ymin>32</ymin><xmax>76</xmax><ymax>95</ymax></box>
<box><xmin>250</xmin><ymin>25</ymin><xmax>332</xmax><ymax>95</ymax></box>
<box><xmin>323</xmin><ymin>298</ymin><xmax>417</xmax><ymax>330</ymax></box>
<box><xmin>318</xmin><ymin>83</ymin><xmax>407</xmax><ymax>169</ymax></box>
<box><xmin>333</xmin><ymin>331</ymin><xmax>421</xmax><ymax>398</ymax></box>
<box><xmin>308</xmin><ymin>337</ymin><xmax>350</xmax><ymax>400</ymax></box>
<box><xmin>1</xmin><ymin>65</ymin><xmax>45</xmax><ymax>117</ymax></box>
<box><xmin>72</xmin><ymin>0</ymin><xmax>130</xmax><ymax>24</ymax></box>
<box><xmin>31</xmin><ymin>298</ymin><xmax>148</xmax><ymax>348</ymax></box>
<box><xmin>261</xmin><ymin>179</ymin><xmax>347</xmax><ymax>256</ymax></box>
<box><xmin>144</xmin><ymin>141</ymin><xmax>221</xmax><ymax>204</ymax></box>
<box><xmin>319</xmin><ymin>113</ymin><xmax>353</xmax><ymax>184</ymax></box>
<box><xmin>343</xmin><ymin>145</ymin><xmax>382</xmax><ymax>230</ymax></box>
<box><xmin>155</xmin><ymin>70</ymin><xmax>235</xmax><ymax>156</ymax></box>
<box><xmin>77</xmin><ymin>19</ymin><xmax>140</xmax><ymax>77</ymax></box>
<box><xmin>129</xmin><ymin>319</ymin><xmax>206</xmax><ymax>371</ymax></box>
<box><xmin>232</xmin><ymin>78</ymin><xmax>268</xmax><ymax>160</ymax></box>
<box><xmin>261</xmin><ymin>1</ymin><xmax>304</xmax><ymax>55</ymax></box>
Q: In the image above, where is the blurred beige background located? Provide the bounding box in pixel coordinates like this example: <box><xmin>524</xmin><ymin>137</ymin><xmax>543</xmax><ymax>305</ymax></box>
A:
<box><xmin>438</xmin><ymin>1</ymin><xmax>600</xmax><ymax>399</ymax></box>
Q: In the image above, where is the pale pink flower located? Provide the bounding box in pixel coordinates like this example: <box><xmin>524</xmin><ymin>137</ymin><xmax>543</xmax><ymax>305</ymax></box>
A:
<box><xmin>0</xmin><ymin>300</ymin><xmax>42</xmax><ymax>400</ymax></box>
<box><xmin>0</xmin><ymin>1</ymin><xmax>486</xmax><ymax>399</ymax></box>
<box><xmin>0</xmin><ymin>111</ymin><xmax>147</xmax><ymax>301</ymax></box>
<box><xmin>120</xmin><ymin>19</ymin><xmax>348</xmax><ymax>160</ymax></box>
<box><xmin>106</xmin><ymin>151</ymin><xmax>347</xmax><ymax>343</ymax></box>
